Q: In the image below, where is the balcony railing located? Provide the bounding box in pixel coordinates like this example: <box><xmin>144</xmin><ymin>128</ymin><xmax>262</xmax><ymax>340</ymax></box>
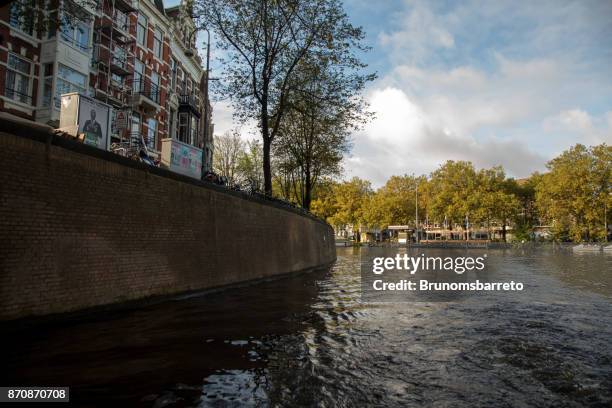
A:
<box><xmin>130</xmin><ymin>79</ymin><xmax>160</xmax><ymax>105</ymax></box>
<box><xmin>178</xmin><ymin>94</ymin><xmax>201</xmax><ymax>116</ymax></box>
<box><xmin>4</xmin><ymin>88</ymin><xmax>32</xmax><ymax>105</ymax></box>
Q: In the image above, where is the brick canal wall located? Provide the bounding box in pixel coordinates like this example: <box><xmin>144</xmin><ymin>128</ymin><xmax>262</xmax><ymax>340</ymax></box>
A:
<box><xmin>0</xmin><ymin>115</ymin><xmax>336</xmax><ymax>320</ymax></box>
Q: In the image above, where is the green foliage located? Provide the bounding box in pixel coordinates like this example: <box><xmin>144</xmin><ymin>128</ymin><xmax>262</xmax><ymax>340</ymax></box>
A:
<box><xmin>361</xmin><ymin>175</ymin><xmax>424</xmax><ymax>229</ymax></box>
<box><xmin>198</xmin><ymin>0</ymin><xmax>373</xmax><ymax>195</ymax></box>
<box><xmin>535</xmin><ymin>144</ymin><xmax>611</xmax><ymax>242</ymax></box>
<box><xmin>310</xmin><ymin>177</ymin><xmax>372</xmax><ymax>227</ymax></box>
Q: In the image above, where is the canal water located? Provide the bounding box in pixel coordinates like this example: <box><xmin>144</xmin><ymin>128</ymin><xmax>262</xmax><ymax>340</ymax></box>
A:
<box><xmin>2</xmin><ymin>247</ymin><xmax>612</xmax><ymax>407</ymax></box>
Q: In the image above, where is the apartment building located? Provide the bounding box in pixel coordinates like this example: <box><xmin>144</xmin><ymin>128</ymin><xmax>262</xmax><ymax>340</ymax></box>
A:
<box><xmin>0</xmin><ymin>0</ymin><xmax>213</xmax><ymax>169</ymax></box>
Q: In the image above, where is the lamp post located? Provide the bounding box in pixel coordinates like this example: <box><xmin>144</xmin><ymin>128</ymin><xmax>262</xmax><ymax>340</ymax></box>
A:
<box><xmin>185</xmin><ymin>27</ymin><xmax>212</xmax><ymax>179</ymax></box>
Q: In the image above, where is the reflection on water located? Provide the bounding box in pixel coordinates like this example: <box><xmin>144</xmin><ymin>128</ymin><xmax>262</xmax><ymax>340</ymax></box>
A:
<box><xmin>2</xmin><ymin>247</ymin><xmax>611</xmax><ymax>407</ymax></box>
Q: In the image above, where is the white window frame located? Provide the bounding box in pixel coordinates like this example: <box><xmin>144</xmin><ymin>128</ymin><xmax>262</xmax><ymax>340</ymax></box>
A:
<box><xmin>54</xmin><ymin>63</ymin><xmax>87</xmax><ymax>108</ymax></box>
<box><xmin>60</xmin><ymin>12</ymin><xmax>91</xmax><ymax>53</ymax></box>
<box><xmin>5</xmin><ymin>53</ymin><xmax>32</xmax><ymax>105</ymax></box>
<box><xmin>137</xmin><ymin>14</ymin><xmax>148</xmax><ymax>47</ymax></box>
<box><xmin>147</xmin><ymin>117</ymin><xmax>157</xmax><ymax>150</ymax></box>
<box><xmin>153</xmin><ymin>27</ymin><xmax>163</xmax><ymax>58</ymax></box>
<box><xmin>133</xmin><ymin>59</ymin><xmax>144</xmax><ymax>91</ymax></box>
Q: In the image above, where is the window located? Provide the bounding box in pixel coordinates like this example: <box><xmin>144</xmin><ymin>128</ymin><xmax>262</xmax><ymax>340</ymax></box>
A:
<box><xmin>150</xmin><ymin>71</ymin><xmax>160</xmax><ymax>101</ymax></box>
<box><xmin>47</xmin><ymin>10</ymin><xmax>58</xmax><ymax>39</ymax></box>
<box><xmin>177</xmin><ymin>68</ymin><xmax>184</xmax><ymax>93</ymax></box>
<box><xmin>131</xmin><ymin>112</ymin><xmax>141</xmax><ymax>141</ymax></box>
<box><xmin>178</xmin><ymin>112</ymin><xmax>188</xmax><ymax>143</ymax></box>
<box><xmin>111</xmin><ymin>73</ymin><xmax>123</xmax><ymax>85</ymax></box>
<box><xmin>170</xmin><ymin>59</ymin><xmax>177</xmax><ymax>90</ymax></box>
<box><xmin>153</xmin><ymin>27</ymin><xmax>163</xmax><ymax>58</ymax></box>
<box><xmin>151</xmin><ymin>72</ymin><xmax>160</xmax><ymax>89</ymax></box>
<box><xmin>54</xmin><ymin>64</ymin><xmax>87</xmax><ymax>108</ymax></box>
<box><xmin>133</xmin><ymin>59</ymin><xmax>144</xmax><ymax>91</ymax></box>
<box><xmin>112</xmin><ymin>45</ymin><xmax>127</xmax><ymax>70</ymax></box>
<box><xmin>190</xmin><ymin>116</ymin><xmax>198</xmax><ymax>146</ymax></box>
<box><xmin>137</xmin><ymin>14</ymin><xmax>147</xmax><ymax>46</ymax></box>
<box><xmin>9</xmin><ymin>1</ymin><xmax>34</xmax><ymax>36</ymax></box>
<box><xmin>116</xmin><ymin>10</ymin><xmax>128</xmax><ymax>32</ymax></box>
<box><xmin>169</xmin><ymin>108</ymin><xmax>175</xmax><ymax>138</ymax></box>
<box><xmin>146</xmin><ymin>118</ymin><xmax>157</xmax><ymax>150</ymax></box>
<box><xmin>42</xmin><ymin>63</ymin><xmax>54</xmax><ymax>107</ymax></box>
<box><xmin>60</xmin><ymin>14</ymin><xmax>90</xmax><ymax>52</ymax></box>
<box><xmin>5</xmin><ymin>54</ymin><xmax>31</xmax><ymax>104</ymax></box>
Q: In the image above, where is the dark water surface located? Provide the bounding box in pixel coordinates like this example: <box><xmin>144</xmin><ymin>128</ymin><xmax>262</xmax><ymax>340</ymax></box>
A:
<box><xmin>2</xmin><ymin>247</ymin><xmax>612</xmax><ymax>407</ymax></box>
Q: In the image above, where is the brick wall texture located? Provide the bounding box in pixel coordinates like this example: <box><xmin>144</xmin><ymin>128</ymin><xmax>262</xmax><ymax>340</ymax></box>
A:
<box><xmin>0</xmin><ymin>128</ymin><xmax>336</xmax><ymax>320</ymax></box>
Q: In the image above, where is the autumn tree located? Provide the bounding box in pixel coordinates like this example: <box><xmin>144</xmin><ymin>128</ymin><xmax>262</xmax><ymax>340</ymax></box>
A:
<box><xmin>536</xmin><ymin>144</ymin><xmax>611</xmax><ymax>242</ymax></box>
<box><xmin>197</xmin><ymin>0</ymin><xmax>371</xmax><ymax>196</ymax></box>
<box><xmin>362</xmin><ymin>175</ymin><xmax>426</xmax><ymax>229</ymax></box>
<box><xmin>472</xmin><ymin>167</ymin><xmax>520</xmax><ymax>241</ymax></box>
<box><xmin>427</xmin><ymin>161</ymin><xmax>479</xmax><ymax>227</ymax></box>
<box><xmin>310</xmin><ymin>177</ymin><xmax>371</xmax><ymax>229</ymax></box>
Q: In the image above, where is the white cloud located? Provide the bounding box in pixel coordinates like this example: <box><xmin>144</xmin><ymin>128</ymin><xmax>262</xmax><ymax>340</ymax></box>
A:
<box><xmin>545</xmin><ymin>109</ymin><xmax>593</xmax><ymax>133</ymax></box>
<box><xmin>211</xmin><ymin>100</ymin><xmax>259</xmax><ymax>142</ymax></box>
<box><xmin>377</xmin><ymin>0</ymin><xmax>454</xmax><ymax>64</ymax></box>
<box><xmin>344</xmin><ymin>86</ymin><xmax>547</xmax><ymax>186</ymax></box>
<box><xmin>542</xmin><ymin>109</ymin><xmax>612</xmax><ymax>146</ymax></box>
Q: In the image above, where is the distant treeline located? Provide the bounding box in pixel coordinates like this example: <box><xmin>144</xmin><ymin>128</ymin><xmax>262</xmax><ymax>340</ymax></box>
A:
<box><xmin>310</xmin><ymin>144</ymin><xmax>611</xmax><ymax>243</ymax></box>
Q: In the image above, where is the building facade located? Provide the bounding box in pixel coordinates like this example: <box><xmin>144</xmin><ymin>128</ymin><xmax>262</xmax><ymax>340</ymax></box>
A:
<box><xmin>0</xmin><ymin>0</ymin><xmax>213</xmax><ymax>169</ymax></box>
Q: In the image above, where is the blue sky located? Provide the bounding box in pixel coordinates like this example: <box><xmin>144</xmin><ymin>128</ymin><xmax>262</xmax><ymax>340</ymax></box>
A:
<box><xmin>174</xmin><ymin>0</ymin><xmax>612</xmax><ymax>186</ymax></box>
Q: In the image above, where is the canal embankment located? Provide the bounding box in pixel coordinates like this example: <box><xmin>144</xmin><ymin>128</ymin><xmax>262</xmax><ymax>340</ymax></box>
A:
<box><xmin>0</xmin><ymin>114</ymin><xmax>336</xmax><ymax>321</ymax></box>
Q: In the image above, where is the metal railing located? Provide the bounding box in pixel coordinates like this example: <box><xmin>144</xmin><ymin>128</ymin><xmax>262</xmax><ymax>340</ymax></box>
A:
<box><xmin>4</xmin><ymin>88</ymin><xmax>32</xmax><ymax>105</ymax></box>
<box><xmin>130</xmin><ymin>79</ymin><xmax>160</xmax><ymax>104</ymax></box>
<box><xmin>178</xmin><ymin>94</ymin><xmax>199</xmax><ymax>108</ymax></box>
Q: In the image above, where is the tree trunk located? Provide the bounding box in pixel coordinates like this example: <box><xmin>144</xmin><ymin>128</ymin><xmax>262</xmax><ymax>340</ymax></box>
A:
<box><xmin>263</xmin><ymin>137</ymin><xmax>272</xmax><ymax>196</ymax></box>
<box><xmin>261</xmin><ymin>93</ymin><xmax>272</xmax><ymax>196</ymax></box>
<box><xmin>304</xmin><ymin>165</ymin><xmax>312</xmax><ymax>210</ymax></box>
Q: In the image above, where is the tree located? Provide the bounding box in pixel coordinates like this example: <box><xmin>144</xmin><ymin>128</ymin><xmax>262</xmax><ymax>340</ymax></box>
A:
<box><xmin>213</xmin><ymin>130</ymin><xmax>243</xmax><ymax>185</ymax></box>
<box><xmin>197</xmin><ymin>0</ymin><xmax>371</xmax><ymax>196</ymax></box>
<box><xmin>236</xmin><ymin>139</ymin><xmax>264</xmax><ymax>192</ymax></box>
<box><xmin>536</xmin><ymin>144</ymin><xmax>612</xmax><ymax>241</ymax></box>
<box><xmin>427</xmin><ymin>161</ymin><xmax>480</xmax><ymax>227</ymax></box>
<box><xmin>310</xmin><ymin>178</ymin><xmax>338</xmax><ymax>220</ymax></box>
<box><xmin>362</xmin><ymin>175</ymin><xmax>425</xmax><ymax>229</ymax></box>
<box><xmin>310</xmin><ymin>177</ymin><xmax>371</xmax><ymax>230</ymax></box>
<box><xmin>273</xmin><ymin>56</ymin><xmax>372</xmax><ymax>210</ymax></box>
<box><xmin>472</xmin><ymin>167</ymin><xmax>519</xmax><ymax>241</ymax></box>
<box><xmin>326</xmin><ymin>177</ymin><xmax>372</xmax><ymax>228</ymax></box>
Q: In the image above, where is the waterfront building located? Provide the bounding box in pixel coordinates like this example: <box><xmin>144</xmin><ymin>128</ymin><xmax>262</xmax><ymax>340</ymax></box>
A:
<box><xmin>0</xmin><ymin>0</ymin><xmax>213</xmax><ymax>170</ymax></box>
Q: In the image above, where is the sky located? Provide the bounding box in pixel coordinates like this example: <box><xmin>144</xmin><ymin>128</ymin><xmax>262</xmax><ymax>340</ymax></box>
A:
<box><xmin>177</xmin><ymin>0</ymin><xmax>612</xmax><ymax>187</ymax></box>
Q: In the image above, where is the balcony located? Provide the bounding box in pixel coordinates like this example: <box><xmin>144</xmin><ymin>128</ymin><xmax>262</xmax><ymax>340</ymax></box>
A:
<box><xmin>111</xmin><ymin>0</ymin><xmax>136</xmax><ymax>13</ymax></box>
<box><xmin>110</xmin><ymin>55</ymin><xmax>130</xmax><ymax>76</ymax></box>
<box><xmin>130</xmin><ymin>79</ymin><xmax>161</xmax><ymax>114</ymax></box>
<box><xmin>178</xmin><ymin>94</ymin><xmax>201</xmax><ymax>117</ymax></box>
<box><xmin>97</xmin><ymin>17</ymin><xmax>134</xmax><ymax>45</ymax></box>
<box><xmin>92</xmin><ymin>46</ymin><xmax>131</xmax><ymax>76</ymax></box>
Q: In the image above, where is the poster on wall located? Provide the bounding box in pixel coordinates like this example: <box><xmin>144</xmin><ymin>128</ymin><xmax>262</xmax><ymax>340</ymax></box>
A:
<box><xmin>77</xmin><ymin>95</ymin><xmax>110</xmax><ymax>150</ymax></box>
<box><xmin>60</xmin><ymin>93</ymin><xmax>111</xmax><ymax>150</ymax></box>
<box><xmin>161</xmin><ymin>138</ymin><xmax>203</xmax><ymax>180</ymax></box>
